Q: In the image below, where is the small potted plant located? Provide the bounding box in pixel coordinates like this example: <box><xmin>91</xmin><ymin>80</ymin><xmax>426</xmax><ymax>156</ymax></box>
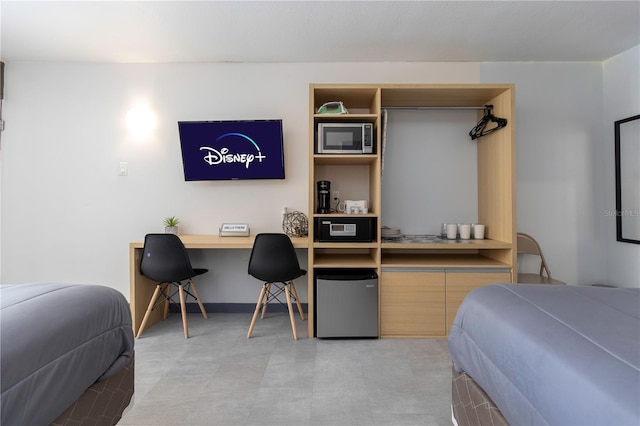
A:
<box><xmin>163</xmin><ymin>216</ymin><xmax>180</xmax><ymax>235</ymax></box>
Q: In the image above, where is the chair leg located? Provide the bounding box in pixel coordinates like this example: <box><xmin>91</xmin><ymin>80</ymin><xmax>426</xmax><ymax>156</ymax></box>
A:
<box><xmin>289</xmin><ymin>281</ymin><xmax>305</xmax><ymax>321</ymax></box>
<box><xmin>284</xmin><ymin>284</ymin><xmax>298</xmax><ymax>340</ymax></box>
<box><xmin>261</xmin><ymin>282</ymin><xmax>272</xmax><ymax>319</ymax></box>
<box><xmin>189</xmin><ymin>279</ymin><xmax>208</xmax><ymax>319</ymax></box>
<box><xmin>136</xmin><ymin>284</ymin><xmax>163</xmax><ymax>339</ymax></box>
<box><xmin>162</xmin><ymin>283</ymin><xmax>171</xmax><ymax>320</ymax></box>
<box><xmin>178</xmin><ymin>284</ymin><xmax>189</xmax><ymax>338</ymax></box>
<box><xmin>247</xmin><ymin>284</ymin><xmax>268</xmax><ymax>338</ymax></box>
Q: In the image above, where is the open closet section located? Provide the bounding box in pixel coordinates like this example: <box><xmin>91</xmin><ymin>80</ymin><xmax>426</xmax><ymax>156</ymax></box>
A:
<box><xmin>307</xmin><ymin>84</ymin><xmax>516</xmax><ymax>338</ymax></box>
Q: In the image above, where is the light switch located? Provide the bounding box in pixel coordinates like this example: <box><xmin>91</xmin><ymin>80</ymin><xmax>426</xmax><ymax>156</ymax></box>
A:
<box><xmin>119</xmin><ymin>162</ymin><xmax>128</xmax><ymax>176</ymax></box>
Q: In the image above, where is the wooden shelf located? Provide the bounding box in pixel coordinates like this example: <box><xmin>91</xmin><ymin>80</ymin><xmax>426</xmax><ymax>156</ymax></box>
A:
<box><xmin>381</xmin><ymin>239</ymin><xmax>511</xmax><ymax>250</ymax></box>
<box><xmin>314</xmin><ymin>241</ymin><xmax>378</xmax><ymax>249</ymax></box>
<box><xmin>381</xmin><ymin>253</ymin><xmax>511</xmax><ymax>269</ymax></box>
<box><xmin>380</xmin><ymin>84</ymin><xmax>512</xmax><ymax>108</ymax></box>
<box><xmin>313</xmin><ymin>86</ymin><xmax>380</xmax><ymax>111</ymax></box>
<box><xmin>313</xmin><ymin>253</ymin><xmax>378</xmax><ymax>268</ymax></box>
<box><xmin>313</xmin><ymin>113</ymin><xmax>378</xmax><ymax>122</ymax></box>
<box><xmin>313</xmin><ymin>213</ymin><xmax>377</xmax><ymax>218</ymax></box>
<box><xmin>313</xmin><ymin>154</ymin><xmax>378</xmax><ymax>165</ymax></box>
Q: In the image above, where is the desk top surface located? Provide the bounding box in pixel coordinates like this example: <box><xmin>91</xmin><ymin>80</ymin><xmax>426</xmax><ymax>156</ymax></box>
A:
<box><xmin>130</xmin><ymin>234</ymin><xmax>309</xmax><ymax>249</ymax></box>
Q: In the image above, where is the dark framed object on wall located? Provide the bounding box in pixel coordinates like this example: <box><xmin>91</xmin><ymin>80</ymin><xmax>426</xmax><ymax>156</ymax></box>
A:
<box><xmin>1</xmin><ymin>61</ymin><xmax>4</xmax><ymax>99</ymax></box>
<box><xmin>614</xmin><ymin>114</ymin><xmax>640</xmax><ymax>244</ymax></box>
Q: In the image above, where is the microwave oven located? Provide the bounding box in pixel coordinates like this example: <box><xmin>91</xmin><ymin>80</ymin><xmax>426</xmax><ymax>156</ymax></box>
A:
<box><xmin>317</xmin><ymin>122</ymin><xmax>374</xmax><ymax>154</ymax></box>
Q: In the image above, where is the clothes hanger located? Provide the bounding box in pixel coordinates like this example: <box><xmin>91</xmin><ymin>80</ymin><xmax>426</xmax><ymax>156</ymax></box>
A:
<box><xmin>469</xmin><ymin>105</ymin><xmax>508</xmax><ymax>140</ymax></box>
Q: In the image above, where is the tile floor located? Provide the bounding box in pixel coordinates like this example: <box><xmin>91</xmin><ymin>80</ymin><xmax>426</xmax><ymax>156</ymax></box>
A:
<box><xmin>120</xmin><ymin>312</ymin><xmax>453</xmax><ymax>426</ymax></box>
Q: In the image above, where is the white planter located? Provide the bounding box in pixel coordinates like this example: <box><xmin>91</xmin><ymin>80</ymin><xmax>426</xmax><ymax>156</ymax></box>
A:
<box><xmin>164</xmin><ymin>226</ymin><xmax>179</xmax><ymax>235</ymax></box>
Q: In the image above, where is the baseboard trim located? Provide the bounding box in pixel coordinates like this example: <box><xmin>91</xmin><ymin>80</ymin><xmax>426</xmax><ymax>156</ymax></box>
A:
<box><xmin>169</xmin><ymin>302</ymin><xmax>309</xmax><ymax>314</ymax></box>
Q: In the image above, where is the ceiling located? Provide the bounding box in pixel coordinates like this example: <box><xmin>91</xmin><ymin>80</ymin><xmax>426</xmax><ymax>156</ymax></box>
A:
<box><xmin>1</xmin><ymin>1</ymin><xmax>639</xmax><ymax>63</ymax></box>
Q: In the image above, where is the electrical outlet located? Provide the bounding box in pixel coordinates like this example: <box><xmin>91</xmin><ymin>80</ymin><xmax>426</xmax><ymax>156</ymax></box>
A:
<box><xmin>332</xmin><ymin>190</ymin><xmax>340</xmax><ymax>200</ymax></box>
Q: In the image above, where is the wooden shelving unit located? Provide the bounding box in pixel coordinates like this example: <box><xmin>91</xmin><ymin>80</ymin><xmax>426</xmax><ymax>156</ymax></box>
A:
<box><xmin>307</xmin><ymin>83</ymin><xmax>516</xmax><ymax>338</ymax></box>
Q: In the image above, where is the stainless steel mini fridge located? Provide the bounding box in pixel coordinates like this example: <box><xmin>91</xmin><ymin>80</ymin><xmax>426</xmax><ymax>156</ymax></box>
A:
<box><xmin>315</xmin><ymin>269</ymin><xmax>378</xmax><ymax>338</ymax></box>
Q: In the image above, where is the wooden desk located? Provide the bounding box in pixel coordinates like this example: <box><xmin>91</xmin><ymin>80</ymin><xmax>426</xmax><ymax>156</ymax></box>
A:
<box><xmin>129</xmin><ymin>234</ymin><xmax>308</xmax><ymax>334</ymax></box>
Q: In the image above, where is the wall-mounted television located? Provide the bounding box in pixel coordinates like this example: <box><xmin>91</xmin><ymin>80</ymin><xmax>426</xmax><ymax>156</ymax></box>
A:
<box><xmin>178</xmin><ymin>119</ymin><xmax>285</xmax><ymax>181</ymax></box>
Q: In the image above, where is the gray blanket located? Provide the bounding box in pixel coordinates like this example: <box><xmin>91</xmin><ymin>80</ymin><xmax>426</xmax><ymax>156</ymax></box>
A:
<box><xmin>448</xmin><ymin>284</ymin><xmax>640</xmax><ymax>426</ymax></box>
<box><xmin>1</xmin><ymin>283</ymin><xmax>134</xmax><ymax>425</ymax></box>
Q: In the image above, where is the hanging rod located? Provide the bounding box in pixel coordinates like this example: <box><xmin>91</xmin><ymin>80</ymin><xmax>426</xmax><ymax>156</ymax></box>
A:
<box><xmin>382</xmin><ymin>105</ymin><xmax>492</xmax><ymax>111</ymax></box>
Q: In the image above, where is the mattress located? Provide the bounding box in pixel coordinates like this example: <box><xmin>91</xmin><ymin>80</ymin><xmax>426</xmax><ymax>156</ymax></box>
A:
<box><xmin>448</xmin><ymin>284</ymin><xmax>640</xmax><ymax>426</ymax></box>
<box><xmin>0</xmin><ymin>283</ymin><xmax>134</xmax><ymax>425</ymax></box>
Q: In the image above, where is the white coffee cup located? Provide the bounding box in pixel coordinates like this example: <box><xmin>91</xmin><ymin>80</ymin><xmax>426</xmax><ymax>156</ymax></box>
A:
<box><xmin>459</xmin><ymin>224</ymin><xmax>471</xmax><ymax>240</ymax></box>
<box><xmin>446</xmin><ymin>224</ymin><xmax>458</xmax><ymax>240</ymax></box>
<box><xmin>473</xmin><ymin>224</ymin><xmax>485</xmax><ymax>240</ymax></box>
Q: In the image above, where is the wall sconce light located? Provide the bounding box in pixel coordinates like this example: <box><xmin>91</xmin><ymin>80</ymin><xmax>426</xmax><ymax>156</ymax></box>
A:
<box><xmin>126</xmin><ymin>105</ymin><xmax>157</xmax><ymax>140</ymax></box>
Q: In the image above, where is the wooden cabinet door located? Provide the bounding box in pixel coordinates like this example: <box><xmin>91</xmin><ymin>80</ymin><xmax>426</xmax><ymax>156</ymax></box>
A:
<box><xmin>380</xmin><ymin>271</ymin><xmax>446</xmax><ymax>337</ymax></box>
<box><xmin>445</xmin><ymin>270</ymin><xmax>511</xmax><ymax>333</ymax></box>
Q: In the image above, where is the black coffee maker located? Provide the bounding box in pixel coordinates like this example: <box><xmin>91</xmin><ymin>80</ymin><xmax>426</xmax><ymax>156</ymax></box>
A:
<box><xmin>317</xmin><ymin>180</ymin><xmax>331</xmax><ymax>213</ymax></box>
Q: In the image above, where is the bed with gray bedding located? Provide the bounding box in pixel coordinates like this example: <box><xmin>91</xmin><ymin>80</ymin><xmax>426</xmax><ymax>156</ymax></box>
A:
<box><xmin>1</xmin><ymin>283</ymin><xmax>134</xmax><ymax>425</ymax></box>
<box><xmin>448</xmin><ymin>284</ymin><xmax>640</xmax><ymax>426</ymax></box>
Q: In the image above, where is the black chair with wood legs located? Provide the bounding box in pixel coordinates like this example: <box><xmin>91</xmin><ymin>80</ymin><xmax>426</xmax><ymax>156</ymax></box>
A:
<box><xmin>136</xmin><ymin>233</ymin><xmax>209</xmax><ymax>338</ymax></box>
<box><xmin>246</xmin><ymin>233</ymin><xmax>306</xmax><ymax>340</ymax></box>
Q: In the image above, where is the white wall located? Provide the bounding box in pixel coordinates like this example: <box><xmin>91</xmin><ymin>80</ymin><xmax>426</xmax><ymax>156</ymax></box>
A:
<box><xmin>0</xmin><ymin>62</ymin><xmax>480</xmax><ymax>302</ymax></box>
<box><xmin>479</xmin><ymin>62</ymin><xmax>606</xmax><ymax>285</ymax></box>
<box><xmin>381</xmin><ymin>109</ymin><xmax>479</xmax><ymax>234</ymax></box>
<box><xmin>3</xmin><ymin>57</ymin><xmax>636</xmax><ymax>301</ymax></box>
<box><xmin>603</xmin><ymin>45</ymin><xmax>640</xmax><ymax>287</ymax></box>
